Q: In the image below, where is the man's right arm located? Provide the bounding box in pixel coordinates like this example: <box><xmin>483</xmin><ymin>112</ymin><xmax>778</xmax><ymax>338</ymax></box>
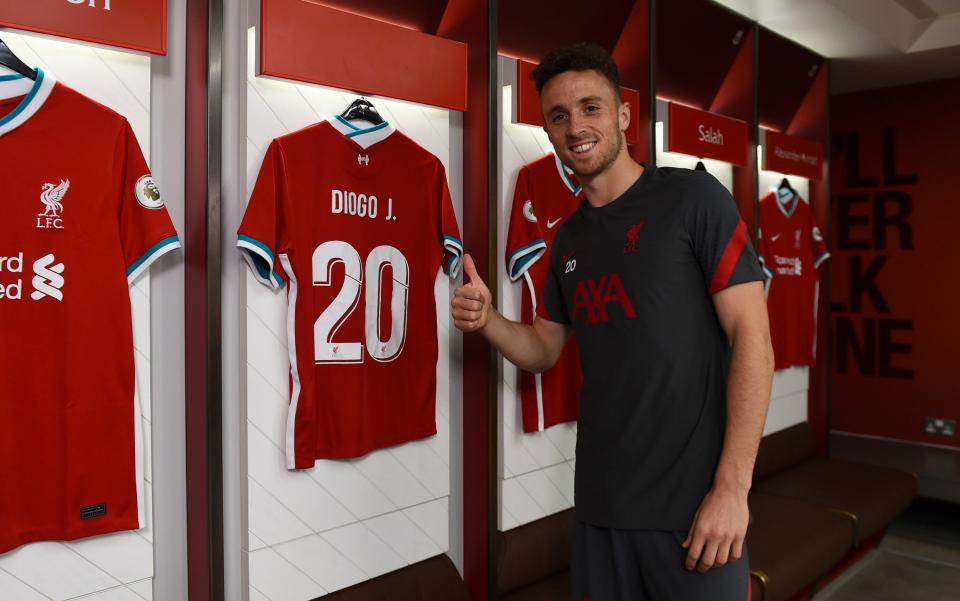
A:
<box><xmin>451</xmin><ymin>254</ymin><xmax>571</xmax><ymax>373</ymax></box>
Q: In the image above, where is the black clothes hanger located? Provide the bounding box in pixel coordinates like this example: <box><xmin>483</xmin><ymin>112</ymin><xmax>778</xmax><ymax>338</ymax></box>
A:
<box><xmin>777</xmin><ymin>177</ymin><xmax>797</xmax><ymax>199</ymax></box>
<box><xmin>339</xmin><ymin>97</ymin><xmax>384</xmax><ymax>125</ymax></box>
<box><xmin>695</xmin><ymin>160</ymin><xmax>707</xmax><ymax>172</ymax></box>
<box><xmin>0</xmin><ymin>38</ymin><xmax>37</xmax><ymax>80</ymax></box>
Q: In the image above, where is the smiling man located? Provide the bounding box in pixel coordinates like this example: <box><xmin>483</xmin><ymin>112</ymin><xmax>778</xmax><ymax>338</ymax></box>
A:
<box><xmin>451</xmin><ymin>44</ymin><xmax>774</xmax><ymax>600</ymax></box>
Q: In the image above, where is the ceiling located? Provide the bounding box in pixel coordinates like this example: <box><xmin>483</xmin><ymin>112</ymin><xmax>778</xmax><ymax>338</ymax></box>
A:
<box><xmin>713</xmin><ymin>0</ymin><xmax>960</xmax><ymax>93</ymax></box>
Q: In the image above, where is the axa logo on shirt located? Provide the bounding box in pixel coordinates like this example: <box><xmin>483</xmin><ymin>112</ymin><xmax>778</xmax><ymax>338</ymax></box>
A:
<box><xmin>0</xmin><ymin>252</ymin><xmax>65</xmax><ymax>301</ymax></box>
<box><xmin>571</xmin><ymin>273</ymin><xmax>636</xmax><ymax>325</ymax></box>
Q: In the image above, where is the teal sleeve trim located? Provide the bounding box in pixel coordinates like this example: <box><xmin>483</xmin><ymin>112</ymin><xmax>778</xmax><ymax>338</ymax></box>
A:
<box><xmin>126</xmin><ymin>235</ymin><xmax>180</xmax><ymax>276</ymax></box>
<box><xmin>238</xmin><ymin>234</ymin><xmax>274</xmax><ymax>262</ymax></box>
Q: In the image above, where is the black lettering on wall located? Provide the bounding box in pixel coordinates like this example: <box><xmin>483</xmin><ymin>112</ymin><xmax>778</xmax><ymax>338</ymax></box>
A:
<box><xmin>849</xmin><ymin>255</ymin><xmax>889</xmax><ymax>313</ymax></box>
<box><xmin>834</xmin><ymin>127</ymin><xmax>918</xmax><ymax>382</ymax></box>
<box><xmin>844</xmin><ymin>131</ymin><xmax>881</xmax><ymax>188</ymax></box>
<box><xmin>878</xmin><ymin>319</ymin><xmax>914</xmax><ymax>379</ymax></box>
<box><xmin>836</xmin><ymin>317</ymin><xmax>875</xmax><ymax>376</ymax></box>
<box><xmin>836</xmin><ymin>193</ymin><xmax>872</xmax><ymax>250</ymax></box>
<box><xmin>882</xmin><ymin>128</ymin><xmax>919</xmax><ymax>186</ymax></box>
<box><xmin>873</xmin><ymin>191</ymin><xmax>914</xmax><ymax>250</ymax></box>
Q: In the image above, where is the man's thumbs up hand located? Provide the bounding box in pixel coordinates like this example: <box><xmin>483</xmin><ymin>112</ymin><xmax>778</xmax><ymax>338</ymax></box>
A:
<box><xmin>452</xmin><ymin>253</ymin><xmax>492</xmax><ymax>333</ymax></box>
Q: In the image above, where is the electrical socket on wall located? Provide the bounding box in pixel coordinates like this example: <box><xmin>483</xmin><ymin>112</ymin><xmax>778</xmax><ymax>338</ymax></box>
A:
<box><xmin>924</xmin><ymin>417</ymin><xmax>957</xmax><ymax>437</ymax></box>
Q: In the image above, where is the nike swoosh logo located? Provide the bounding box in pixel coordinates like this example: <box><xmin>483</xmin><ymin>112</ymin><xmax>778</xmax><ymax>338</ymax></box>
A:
<box><xmin>547</xmin><ymin>218</ymin><xmax>562</xmax><ymax>229</ymax></box>
<box><xmin>770</xmin><ymin>234</ymin><xmax>781</xmax><ymax>241</ymax></box>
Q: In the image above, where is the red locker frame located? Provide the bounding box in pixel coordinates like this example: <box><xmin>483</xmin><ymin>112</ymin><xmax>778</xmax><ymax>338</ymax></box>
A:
<box><xmin>758</xmin><ymin>27</ymin><xmax>832</xmax><ymax>456</ymax></box>
<box><xmin>252</xmin><ymin>1</ymin><xmax>494</xmax><ymax>600</ymax></box>
<box><xmin>654</xmin><ymin>0</ymin><xmax>758</xmax><ymax>231</ymax></box>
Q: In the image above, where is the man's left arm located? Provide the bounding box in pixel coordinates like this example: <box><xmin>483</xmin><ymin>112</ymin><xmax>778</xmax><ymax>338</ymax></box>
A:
<box><xmin>682</xmin><ymin>280</ymin><xmax>774</xmax><ymax>572</ymax></box>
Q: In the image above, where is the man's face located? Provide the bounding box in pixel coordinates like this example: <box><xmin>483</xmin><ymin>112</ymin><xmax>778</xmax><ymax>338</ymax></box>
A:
<box><xmin>540</xmin><ymin>69</ymin><xmax>628</xmax><ymax>178</ymax></box>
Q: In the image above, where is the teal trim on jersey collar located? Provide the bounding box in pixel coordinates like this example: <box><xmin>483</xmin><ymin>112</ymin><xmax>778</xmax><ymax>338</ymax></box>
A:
<box><xmin>0</xmin><ymin>74</ymin><xmax>26</xmax><ymax>82</ymax></box>
<box><xmin>345</xmin><ymin>120</ymin><xmax>389</xmax><ymax>138</ymax></box>
<box><xmin>335</xmin><ymin>114</ymin><xmax>391</xmax><ymax>137</ymax></box>
<box><xmin>560</xmin><ymin>166</ymin><xmax>581</xmax><ymax>195</ymax></box>
<box><xmin>0</xmin><ymin>68</ymin><xmax>44</xmax><ymax>128</ymax></box>
<box><xmin>776</xmin><ymin>188</ymin><xmax>799</xmax><ymax>218</ymax></box>
<box><xmin>553</xmin><ymin>154</ymin><xmax>582</xmax><ymax>195</ymax></box>
<box><xmin>335</xmin><ymin>115</ymin><xmax>361</xmax><ymax>131</ymax></box>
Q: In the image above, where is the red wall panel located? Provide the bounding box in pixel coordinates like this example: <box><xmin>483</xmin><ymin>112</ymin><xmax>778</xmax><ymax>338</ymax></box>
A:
<box><xmin>611</xmin><ymin>0</ymin><xmax>652</xmax><ymax>162</ymax></box>
<box><xmin>831</xmin><ymin>77</ymin><xmax>960</xmax><ymax>448</ymax></box>
<box><xmin>0</xmin><ymin>0</ymin><xmax>166</xmax><ymax>55</ymax></box>
<box><xmin>260</xmin><ymin>0</ymin><xmax>468</xmax><ymax>111</ymax></box>
<box><xmin>438</xmin><ymin>1</ymin><xmax>493</xmax><ymax>599</ymax></box>
<box><xmin>711</xmin><ymin>29</ymin><xmax>757</xmax><ymax>234</ymax></box>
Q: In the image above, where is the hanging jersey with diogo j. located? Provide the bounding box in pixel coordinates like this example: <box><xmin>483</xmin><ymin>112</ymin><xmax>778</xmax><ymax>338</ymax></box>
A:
<box><xmin>238</xmin><ymin>117</ymin><xmax>463</xmax><ymax>467</ymax></box>
<box><xmin>506</xmin><ymin>154</ymin><xmax>582</xmax><ymax>432</ymax></box>
<box><xmin>0</xmin><ymin>70</ymin><xmax>181</xmax><ymax>553</ymax></box>
<box><xmin>757</xmin><ymin>189</ymin><xmax>830</xmax><ymax>369</ymax></box>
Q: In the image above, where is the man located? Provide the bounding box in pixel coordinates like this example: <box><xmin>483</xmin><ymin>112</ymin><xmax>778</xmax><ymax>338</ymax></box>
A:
<box><xmin>452</xmin><ymin>44</ymin><xmax>774</xmax><ymax>600</ymax></box>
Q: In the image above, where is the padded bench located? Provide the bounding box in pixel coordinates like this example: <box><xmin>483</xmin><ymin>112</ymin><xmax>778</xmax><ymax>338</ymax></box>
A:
<box><xmin>752</xmin><ymin>422</ymin><xmax>917</xmax><ymax>546</ymax></box>
<box><xmin>747</xmin><ymin>422</ymin><xmax>917</xmax><ymax>601</ymax></box>
<box><xmin>746</xmin><ymin>492</ymin><xmax>854</xmax><ymax>601</ymax></box>
<box><xmin>494</xmin><ymin>422</ymin><xmax>916</xmax><ymax>601</ymax></box>
<box><xmin>320</xmin><ymin>554</ymin><xmax>470</xmax><ymax>601</ymax></box>
<box><xmin>497</xmin><ymin>508</ymin><xmax>575</xmax><ymax>600</ymax></box>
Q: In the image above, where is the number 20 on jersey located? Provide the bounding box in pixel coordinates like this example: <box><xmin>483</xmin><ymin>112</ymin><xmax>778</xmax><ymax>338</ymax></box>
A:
<box><xmin>310</xmin><ymin>241</ymin><xmax>409</xmax><ymax>364</ymax></box>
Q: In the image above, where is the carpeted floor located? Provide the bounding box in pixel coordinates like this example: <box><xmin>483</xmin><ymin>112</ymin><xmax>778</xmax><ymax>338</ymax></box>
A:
<box><xmin>814</xmin><ymin>499</ymin><xmax>960</xmax><ymax>600</ymax></box>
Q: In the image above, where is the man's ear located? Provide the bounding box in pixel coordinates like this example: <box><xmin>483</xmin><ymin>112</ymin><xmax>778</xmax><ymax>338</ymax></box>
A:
<box><xmin>619</xmin><ymin>100</ymin><xmax>631</xmax><ymax>133</ymax></box>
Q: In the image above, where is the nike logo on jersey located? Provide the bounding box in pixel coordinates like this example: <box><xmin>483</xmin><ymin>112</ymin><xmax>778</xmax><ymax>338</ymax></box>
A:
<box><xmin>547</xmin><ymin>217</ymin><xmax>562</xmax><ymax>229</ymax></box>
<box><xmin>770</xmin><ymin>233</ymin><xmax>782</xmax><ymax>242</ymax></box>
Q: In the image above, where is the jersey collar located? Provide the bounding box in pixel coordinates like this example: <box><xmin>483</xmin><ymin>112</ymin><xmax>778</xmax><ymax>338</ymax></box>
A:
<box><xmin>553</xmin><ymin>153</ymin><xmax>582</xmax><ymax>195</ymax></box>
<box><xmin>329</xmin><ymin>114</ymin><xmax>396</xmax><ymax>150</ymax></box>
<box><xmin>775</xmin><ymin>187</ymin><xmax>800</xmax><ymax>218</ymax></box>
<box><xmin>0</xmin><ymin>68</ymin><xmax>57</xmax><ymax>138</ymax></box>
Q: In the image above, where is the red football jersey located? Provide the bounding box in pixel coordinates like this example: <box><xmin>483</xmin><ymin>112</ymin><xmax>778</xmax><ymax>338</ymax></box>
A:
<box><xmin>239</xmin><ymin>117</ymin><xmax>463</xmax><ymax>467</ymax></box>
<box><xmin>0</xmin><ymin>70</ymin><xmax>180</xmax><ymax>553</ymax></box>
<box><xmin>758</xmin><ymin>189</ymin><xmax>830</xmax><ymax>369</ymax></box>
<box><xmin>505</xmin><ymin>153</ymin><xmax>582</xmax><ymax>432</ymax></box>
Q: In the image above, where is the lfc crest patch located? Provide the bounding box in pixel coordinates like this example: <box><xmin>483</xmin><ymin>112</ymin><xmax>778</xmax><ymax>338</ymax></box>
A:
<box><xmin>37</xmin><ymin>179</ymin><xmax>69</xmax><ymax>230</ymax></box>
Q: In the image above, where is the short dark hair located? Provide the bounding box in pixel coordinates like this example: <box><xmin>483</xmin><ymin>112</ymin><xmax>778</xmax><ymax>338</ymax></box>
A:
<box><xmin>530</xmin><ymin>43</ymin><xmax>620</xmax><ymax>96</ymax></box>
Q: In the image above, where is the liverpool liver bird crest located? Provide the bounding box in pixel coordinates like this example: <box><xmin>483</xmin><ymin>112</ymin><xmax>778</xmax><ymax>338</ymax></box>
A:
<box><xmin>40</xmin><ymin>179</ymin><xmax>70</xmax><ymax>217</ymax></box>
